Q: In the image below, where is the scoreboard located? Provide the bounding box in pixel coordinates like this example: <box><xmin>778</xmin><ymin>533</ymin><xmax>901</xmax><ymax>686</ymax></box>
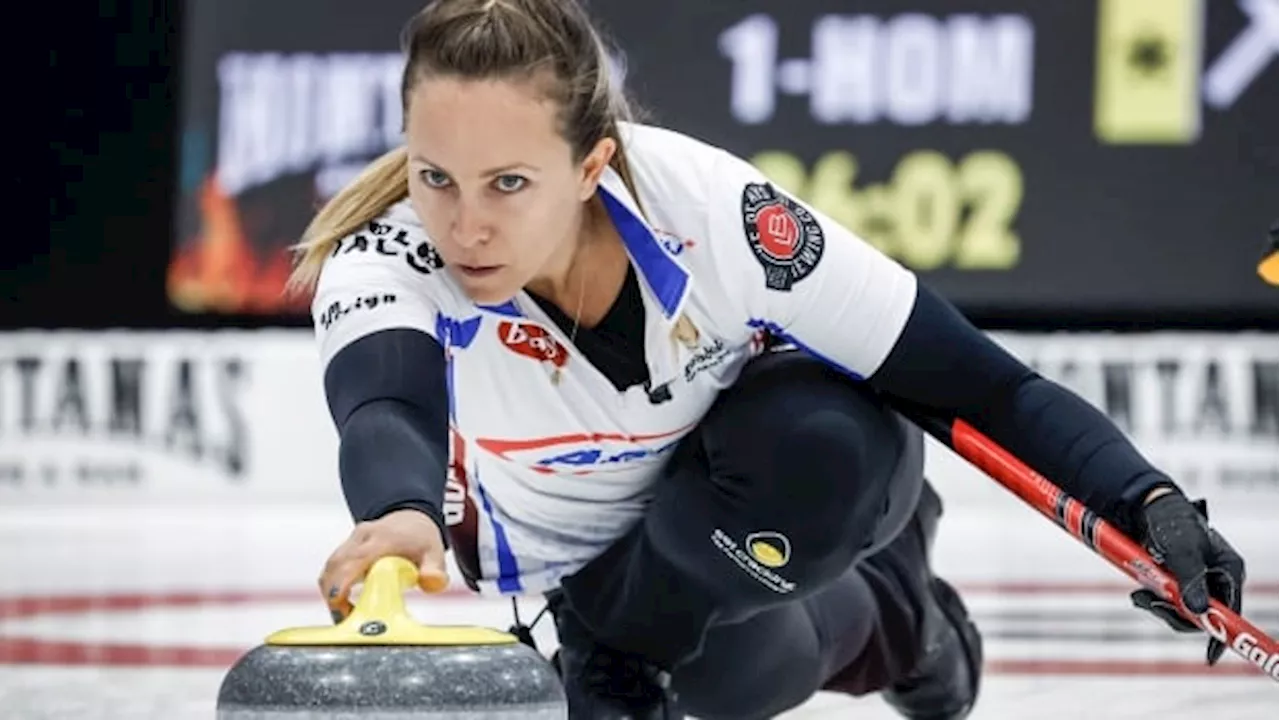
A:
<box><xmin>169</xmin><ymin>0</ymin><xmax>1278</xmax><ymax>319</ymax></box>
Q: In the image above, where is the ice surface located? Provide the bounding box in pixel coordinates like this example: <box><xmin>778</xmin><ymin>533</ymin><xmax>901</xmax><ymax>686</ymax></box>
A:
<box><xmin>2</xmin><ymin>502</ymin><xmax>1275</xmax><ymax>719</ymax></box>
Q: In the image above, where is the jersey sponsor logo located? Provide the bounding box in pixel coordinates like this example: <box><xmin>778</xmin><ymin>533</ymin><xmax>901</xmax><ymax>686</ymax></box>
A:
<box><xmin>741</xmin><ymin>183</ymin><xmax>825</xmax><ymax>291</ymax></box>
<box><xmin>499</xmin><ymin>321</ymin><xmax>569</xmax><ymax>369</ymax></box>
<box><xmin>683</xmin><ymin>338</ymin><xmax>731</xmax><ymax>382</ymax></box>
<box><xmin>653</xmin><ymin>228</ymin><xmax>697</xmax><ymax>257</ymax></box>
<box><xmin>331</xmin><ymin>220</ymin><xmax>445</xmax><ymax>276</ymax></box>
<box><xmin>316</xmin><ymin>293</ymin><xmax>397</xmax><ymax>331</ymax></box>
<box><xmin>476</xmin><ymin>427</ymin><xmax>691</xmax><ymax>474</ymax></box>
<box><xmin>712</xmin><ymin>527</ymin><xmax>796</xmax><ymax>594</ymax></box>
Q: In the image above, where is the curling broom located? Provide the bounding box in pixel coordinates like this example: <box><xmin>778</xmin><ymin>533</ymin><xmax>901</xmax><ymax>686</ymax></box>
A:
<box><xmin>893</xmin><ymin>402</ymin><xmax>1279</xmax><ymax>682</ymax></box>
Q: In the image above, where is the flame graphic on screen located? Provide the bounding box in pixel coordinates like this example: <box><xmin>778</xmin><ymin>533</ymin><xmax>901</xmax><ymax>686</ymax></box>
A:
<box><xmin>167</xmin><ymin>176</ymin><xmax>311</xmax><ymax>314</ymax></box>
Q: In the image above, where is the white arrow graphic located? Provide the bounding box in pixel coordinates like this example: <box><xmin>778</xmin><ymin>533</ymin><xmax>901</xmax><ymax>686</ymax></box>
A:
<box><xmin>1204</xmin><ymin>0</ymin><xmax>1279</xmax><ymax>109</ymax></box>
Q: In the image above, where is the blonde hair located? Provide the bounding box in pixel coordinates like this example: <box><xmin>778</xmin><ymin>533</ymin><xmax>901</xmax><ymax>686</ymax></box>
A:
<box><xmin>286</xmin><ymin>0</ymin><xmax>644</xmax><ymax>294</ymax></box>
<box><xmin>286</xmin><ymin>147</ymin><xmax>410</xmax><ymax>293</ymax></box>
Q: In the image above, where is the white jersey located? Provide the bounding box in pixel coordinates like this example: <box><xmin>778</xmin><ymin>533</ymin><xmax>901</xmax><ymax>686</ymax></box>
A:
<box><xmin>312</xmin><ymin>123</ymin><xmax>919</xmax><ymax>595</ymax></box>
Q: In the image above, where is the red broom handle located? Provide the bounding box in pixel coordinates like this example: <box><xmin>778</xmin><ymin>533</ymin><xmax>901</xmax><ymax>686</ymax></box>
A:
<box><xmin>899</xmin><ymin>407</ymin><xmax>1279</xmax><ymax>682</ymax></box>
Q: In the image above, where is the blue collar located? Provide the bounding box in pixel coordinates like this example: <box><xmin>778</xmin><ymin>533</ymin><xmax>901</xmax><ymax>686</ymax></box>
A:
<box><xmin>596</xmin><ymin>167</ymin><xmax>690</xmax><ymax>321</ymax></box>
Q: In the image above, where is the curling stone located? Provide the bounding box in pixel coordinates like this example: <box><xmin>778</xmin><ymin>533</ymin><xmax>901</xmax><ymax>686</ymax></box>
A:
<box><xmin>216</xmin><ymin>556</ymin><xmax>566</xmax><ymax>719</ymax></box>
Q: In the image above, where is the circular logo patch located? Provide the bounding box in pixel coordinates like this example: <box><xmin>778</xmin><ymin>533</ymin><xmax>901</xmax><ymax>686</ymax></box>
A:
<box><xmin>741</xmin><ymin>183</ymin><xmax>824</xmax><ymax>291</ymax></box>
<box><xmin>359</xmin><ymin>620</ymin><xmax>388</xmax><ymax>637</ymax></box>
<box><xmin>745</xmin><ymin>531</ymin><xmax>791</xmax><ymax>569</ymax></box>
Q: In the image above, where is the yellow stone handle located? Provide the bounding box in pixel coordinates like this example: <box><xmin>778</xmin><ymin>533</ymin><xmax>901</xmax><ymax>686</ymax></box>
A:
<box><xmin>266</xmin><ymin>556</ymin><xmax>517</xmax><ymax>647</ymax></box>
<box><xmin>357</xmin><ymin>556</ymin><xmax>421</xmax><ymax>617</ymax></box>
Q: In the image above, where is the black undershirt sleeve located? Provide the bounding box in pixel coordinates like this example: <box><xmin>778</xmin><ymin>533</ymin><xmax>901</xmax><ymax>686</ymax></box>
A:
<box><xmin>323</xmin><ymin>328</ymin><xmax>452</xmax><ymax>543</ymax></box>
<box><xmin>867</xmin><ymin>283</ymin><xmax>1176</xmax><ymax>536</ymax></box>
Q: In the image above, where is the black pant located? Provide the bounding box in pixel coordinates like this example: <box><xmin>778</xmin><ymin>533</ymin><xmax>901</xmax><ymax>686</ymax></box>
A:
<box><xmin>559</xmin><ymin>351</ymin><xmax>937</xmax><ymax>719</ymax></box>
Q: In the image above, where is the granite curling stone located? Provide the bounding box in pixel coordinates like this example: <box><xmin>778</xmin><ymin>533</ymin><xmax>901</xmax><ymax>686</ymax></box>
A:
<box><xmin>216</xmin><ymin>557</ymin><xmax>566</xmax><ymax>719</ymax></box>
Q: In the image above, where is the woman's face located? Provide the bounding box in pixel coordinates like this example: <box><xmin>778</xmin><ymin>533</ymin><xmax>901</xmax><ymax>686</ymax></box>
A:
<box><xmin>404</xmin><ymin>75</ymin><xmax>610</xmax><ymax>304</ymax></box>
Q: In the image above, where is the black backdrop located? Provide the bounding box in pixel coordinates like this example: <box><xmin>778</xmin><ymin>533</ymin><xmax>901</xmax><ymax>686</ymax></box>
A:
<box><xmin>36</xmin><ymin>0</ymin><xmax>1279</xmax><ymax>331</ymax></box>
<box><xmin>39</xmin><ymin>0</ymin><xmax>185</xmax><ymax>329</ymax></box>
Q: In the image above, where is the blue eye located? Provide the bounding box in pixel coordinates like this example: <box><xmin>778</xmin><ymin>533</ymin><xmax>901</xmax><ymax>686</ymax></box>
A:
<box><xmin>494</xmin><ymin>175</ymin><xmax>527</xmax><ymax>193</ymax></box>
<box><xmin>420</xmin><ymin>169</ymin><xmax>451</xmax><ymax>188</ymax></box>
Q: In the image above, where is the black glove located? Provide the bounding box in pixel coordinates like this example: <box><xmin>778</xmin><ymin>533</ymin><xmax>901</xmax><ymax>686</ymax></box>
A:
<box><xmin>1129</xmin><ymin>491</ymin><xmax>1246</xmax><ymax>665</ymax></box>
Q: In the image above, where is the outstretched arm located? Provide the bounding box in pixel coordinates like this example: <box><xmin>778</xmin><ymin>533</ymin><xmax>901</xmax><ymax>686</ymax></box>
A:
<box><xmin>324</xmin><ymin>328</ymin><xmax>451</xmax><ymax>538</ymax></box>
<box><xmin>707</xmin><ymin>148</ymin><xmax>1244</xmax><ymax>661</ymax></box>
<box><xmin>865</xmin><ymin>281</ymin><xmax>1173</xmax><ymax>534</ymax></box>
<box><xmin>707</xmin><ymin>147</ymin><xmax>1167</xmax><ymax>530</ymax></box>
<box><xmin>310</xmin><ymin>214</ymin><xmax>457</xmax><ymax>537</ymax></box>
<box><xmin>309</xmin><ymin>216</ymin><xmax>459</xmax><ymax>613</ymax></box>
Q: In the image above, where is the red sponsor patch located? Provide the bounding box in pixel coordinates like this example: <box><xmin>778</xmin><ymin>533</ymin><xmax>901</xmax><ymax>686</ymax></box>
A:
<box><xmin>753</xmin><ymin>204</ymin><xmax>801</xmax><ymax>260</ymax></box>
<box><xmin>499</xmin><ymin>321</ymin><xmax>569</xmax><ymax>368</ymax></box>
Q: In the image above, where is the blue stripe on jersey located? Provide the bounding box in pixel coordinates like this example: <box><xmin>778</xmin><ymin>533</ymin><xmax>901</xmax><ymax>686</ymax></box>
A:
<box><xmin>435</xmin><ymin>312</ymin><xmax>483</xmax><ymax>423</ymax></box>
<box><xmin>434</xmin><ymin>313</ymin><xmax>483</xmax><ymax>349</ymax></box>
<box><xmin>474</xmin><ymin>475</ymin><xmax>522</xmax><ymax>593</ymax></box>
<box><xmin>434</xmin><ymin>312</ymin><xmax>521</xmax><ymax>591</ymax></box>
<box><xmin>598</xmin><ymin>187</ymin><xmax>689</xmax><ymax>319</ymax></box>
<box><xmin>437</xmin><ymin>313</ymin><xmax>457</xmax><ymax>423</ymax></box>
<box><xmin>747</xmin><ymin>318</ymin><xmax>867</xmax><ymax>382</ymax></box>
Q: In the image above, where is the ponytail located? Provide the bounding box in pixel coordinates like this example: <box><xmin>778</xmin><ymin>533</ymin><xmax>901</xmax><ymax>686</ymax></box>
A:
<box><xmin>286</xmin><ymin>146</ymin><xmax>411</xmax><ymax>294</ymax></box>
